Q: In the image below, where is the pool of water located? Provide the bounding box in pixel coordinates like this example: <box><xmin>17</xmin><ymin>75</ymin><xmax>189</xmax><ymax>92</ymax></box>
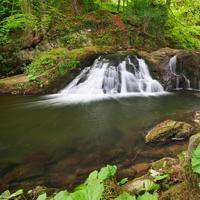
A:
<box><xmin>0</xmin><ymin>92</ymin><xmax>200</xmax><ymax>190</ymax></box>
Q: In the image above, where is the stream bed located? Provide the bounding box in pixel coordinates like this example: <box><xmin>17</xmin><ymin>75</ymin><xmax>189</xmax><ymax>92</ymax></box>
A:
<box><xmin>0</xmin><ymin>92</ymin><xmax>200</xmax><ymax>190</ymax></box>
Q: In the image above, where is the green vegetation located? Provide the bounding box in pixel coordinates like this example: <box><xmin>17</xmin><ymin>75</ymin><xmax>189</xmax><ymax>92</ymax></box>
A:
<box><xmin>191</xmin><ymin>144</ymin><xmax>200</xmax><ymax>174</ymax></box>
<box><xmin>0</xmin><ymin>0</ymin><xmax>199</xmax><ymax>76</ymax></box>
<box><xmin>0</xmin><ymin>165</ymin><xmax>159</xmax><ymax>200</ymax></box>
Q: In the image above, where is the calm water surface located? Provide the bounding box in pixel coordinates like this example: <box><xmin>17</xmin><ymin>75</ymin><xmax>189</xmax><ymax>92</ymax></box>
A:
<box><xmin>0</xmin><ymin>92</ymin><xmax>200</xmax><ymax>190</ymax></box>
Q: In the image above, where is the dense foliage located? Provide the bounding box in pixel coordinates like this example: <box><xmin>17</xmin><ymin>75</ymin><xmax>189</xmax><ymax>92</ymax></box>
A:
<box><xmin>0</xmin><ymin>0</ymin><xmax>199</xmax><ymax>75</ymax></box>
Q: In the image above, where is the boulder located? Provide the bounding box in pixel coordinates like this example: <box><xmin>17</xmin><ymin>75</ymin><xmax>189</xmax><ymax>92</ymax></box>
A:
<box><xmin>137</xmin><ymin>48</ymin><xmax>200</xmax><ymax>91</ymax></box>
<box><xmin>145</xmin><ymin>120</ymin><xmax>194</xmax><ymax>143</ymax></box>
<box><xmin>123</xmin><ymin>178</ymin><xmax>153</xmax><ymax>194</ymax></box>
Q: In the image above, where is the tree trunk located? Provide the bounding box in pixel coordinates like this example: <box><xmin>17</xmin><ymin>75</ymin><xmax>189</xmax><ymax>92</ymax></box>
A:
<box><xmin>117</xmin><ymin>0</ymin><xmax>121</xmax><ymax>12</ymax></box>
<box><xmin>71</xmin><ymin>0</ymin><xmax>79</xmax><ymax>16</ymax></box>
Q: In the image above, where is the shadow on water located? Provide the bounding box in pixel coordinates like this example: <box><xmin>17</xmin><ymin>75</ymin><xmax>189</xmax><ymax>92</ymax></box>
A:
<box><xmin>0</xmin><ymin>92</ymin><xmax>200</xmax><ymax>190</ymax></box>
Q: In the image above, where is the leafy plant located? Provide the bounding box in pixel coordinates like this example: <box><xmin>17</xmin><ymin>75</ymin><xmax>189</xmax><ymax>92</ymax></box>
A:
<box><xmin>118</xmin><ymin>178</ymin><xmax>128</xmax><ymax>186</ymax></box>
<box><xmin>137</xmin><ymin>192</ymin><xmax>158</xmax><ymax>200</ymax></box>
<box><xmin>0</xmin><ymin>189</ymin><xmax>23</xmax><ymax>199</ymax></box>
<box><xmin>115</xmin><ymin>192</ymin><xmax>136</xmax><ymax>200</ymax></box>
<box><xmin>191</xmin><ymin>144</ymin><xmax>200</xmax><ymax>174</ymax></box>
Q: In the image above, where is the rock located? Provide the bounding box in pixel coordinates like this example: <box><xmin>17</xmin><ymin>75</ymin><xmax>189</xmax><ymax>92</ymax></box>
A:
<box><xmin>117</xmin><ymin>167</ymin><xmax>137</xmax><ymax>180</ymax></box>
<box><xmin>145</xmin><ymin>120</ymin><xmax>194</xmax><ymax>143</ymax></box>
<box><xmin>160</xmin><ymin>182</ymin><xmax>200</xmax><ymax>200</ymax></box>
<box><xmin>132</xmin><ymin>162</ymin><xmax>150</xmax><ymax>176</ymax></box>
<box><xmin>151</xmin><ymin>157</ymin><xmax>180</xmax><ymax>178</ymax></box>
<box><xmin>185</xmin><ymin>133</ymin><xmax>200</xmax><ymax>189</ymax></box>
<box><xmin>123</xmin><ymin>178</ymin><xmax>153</xmax><ymax>194</ymax></box>
<box><xmin>0</xmin><ymin>163</ymin><xmax>45</xmax><ymax>190</ymax></box>
<box><xmin>137</xmin><ymin>48</ymin><xmax>200</xmax><ymax>91</ymax></box>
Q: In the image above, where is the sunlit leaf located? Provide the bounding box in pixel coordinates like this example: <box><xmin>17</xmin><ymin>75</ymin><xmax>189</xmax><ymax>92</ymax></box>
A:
<box><xmin>37</xmin><ymin>193</ymin><xmax>47</xmax><ymax>200</ymax></box>
<box><xmin>118</xmin><ymin>178</ymin><xmax>128</xmax><ymax>186</ymax></box>
<box><xmin>10</xmin><ymin>189</ymin><xmax>23</xmax><ymax>198</ymax></box>
<box><xmin>137</xmin><ymin>192</ymin><xmax>158</xmax><ymax>200</ymax></box>
<box><xmin>191</xmin><ymin>145</ymin><xmax>200</xmax><ymax>174</ymax></box>
<box><xmin>54</xmin><ymin>190</ymin><xmax>69</xmax><ymax>200</ymax></box>
<box><xmin>98</xmin><ymin>165</ymin><xmax>117</xmax><ymax>181</ymax></box>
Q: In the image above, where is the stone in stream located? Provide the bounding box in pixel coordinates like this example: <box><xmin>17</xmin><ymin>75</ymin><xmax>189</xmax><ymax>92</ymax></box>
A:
<box><xmin>145</xmin><ymin>119</ymin><xmax>194</xmax><ymax>143</ymax></box>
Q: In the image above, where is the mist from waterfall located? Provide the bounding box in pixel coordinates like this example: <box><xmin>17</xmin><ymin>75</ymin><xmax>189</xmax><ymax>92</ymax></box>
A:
<box><xmin>42</xmin><ymin>55</ymin><xmax>166</xmax><ymax>104</ymax></box>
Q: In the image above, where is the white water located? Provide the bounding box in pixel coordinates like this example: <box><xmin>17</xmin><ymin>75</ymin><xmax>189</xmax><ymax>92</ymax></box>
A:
<box><xmin>61</xmin><ymin>56</ymin><xmax>164</xmax><ymax>95</ymax></box>
<box><xmin>169</xmin><ymin>55</ymin><xmax>191</xmax><ymax>90</ymax></box>
<box><xmin>41</xmin><ymin>56</ymin><xmax>165</xmax><ymax>104</ymax></box>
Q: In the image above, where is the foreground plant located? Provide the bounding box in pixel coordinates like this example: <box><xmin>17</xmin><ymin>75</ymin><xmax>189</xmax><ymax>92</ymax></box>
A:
<box><xmin>0</xmin><ymin>165</ymin><xmax>158</xmax><ymax>200</ymax></box>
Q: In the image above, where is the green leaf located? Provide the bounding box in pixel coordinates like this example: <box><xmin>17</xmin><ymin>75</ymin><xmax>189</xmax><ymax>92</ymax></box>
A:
<box><xmin>137</xmin><ymin>192</ymin><xmax>158</xmax><ymax>200</ymax></box>
<box><xmin>118</xmin><ymin>178</ymin><xmax>128</xmax><ymax>186</ymax></box>
<box><xmin>54</xmin><ymin>191</ymin><xmax>69</xmax><ymax>200</ymax></box>
<box><xmin>98</xmin><ymin>165</ymin><xmax>117</xmax><ymax>181</ymax></box>
<box><xmin>37</xmin><ymin>193</ymin><xmax>47</xmax><ymax>200</ymax></box>
<box><xmin>10</xmin><ymin>189</ymin><xmax>23</xmax><ymax>198</ymax></box>
<box><xmin>85</xmin><ymin>170</ymin><xmax>98</xmax><ymax>184</ymax></box>
<box><xmin>144</xmin><ymin>180</ymin><xmax>160</xmax><ymax>192</ymax></box>
<box><xmin>115</xmin><ymin>192</ymin><xmax>136</xmax><ymax>200</ymax></box>
<box><xmin>0</xmin><ymin>190</ymin><xmax>10</xmax><ymax>199</ymax></box>
<box><xmin>191</xmin><ymin>145</ymin><xmax>200</xmax><ymax>174</ymax></box>
<box><xmin>85</xmin><ymin>180</ymin><xmax>104</xmax><ymax>200</ymax></box>
<box><xmin>154</xmin><ymin>174</ymin><xmax>169</xmax><ymax>181</ymax></box>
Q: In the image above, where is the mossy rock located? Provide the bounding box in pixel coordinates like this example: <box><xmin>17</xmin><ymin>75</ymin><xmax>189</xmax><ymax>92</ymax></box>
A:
<box><xmin>145</xmin><ymin>119</ymin><xmax>194</xmax><ymax>143</ymax></box>
<box><xmin>160</xmin><ymin>182</ymin><xmax>200</xmax><ymax>200</ymax></box>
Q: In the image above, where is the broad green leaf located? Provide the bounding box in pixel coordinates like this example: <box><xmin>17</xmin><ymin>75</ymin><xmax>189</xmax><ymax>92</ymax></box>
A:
<box><xmin>71</xmin><ymin>190</ymin><xmax>87</xmax><ymax>200</ymax></box>
<box><xmin>85</xmin><ymin>180</ymin><xmax>104</xmax><ymax>200</ymax></box>
<box><xmin>191</xmin><ymin>145</ymin><xmax>200</xmax><ymax>174</ymax></box>
<box><xmin>74</xmin><ymin>183</ymin><xmax>86</xmax><ymax>191</ymax></box>
<box><xmin>118</xmin><ymin>178</ymin><xmax>128</xmax><ymax>186</ymax></box>
<box><xmin>154</xmin><ymin>174</ymin><xmax>169</xmax><ymax>181</ymax></box>
<box><xmin>98</xmin><ymin>165</ymin><xmax>117</xmax><ymax>181</ymax></box>
<box><xmin>37</xmin><ymin>193</ymin><xmax>47</xmax><ymax>200</ymax></box>
<box><xmin>137</xmin><ymin>192</ymin><xmax>158</xmax><ymax>200</ymax></box>
<box><xmin>54</xmin><ymin>190</ymin><xmax>69</xmax><ymax>200</ymax></box>
<box><xmin>115</xmin><ymin>192</ymin><xmax>136</xmax><ymax>200</ymax></box>
<box><xmin>10</xmin><ymin>189</ymin><xmax>23</xmax><ymax>198</ymax></box>
<box><xmin>0</xmin><ymin>190</ymin><xmax>10</xmax><ymax>199</ymax></box>
<box><xmin>85</xmin><ymin>170</ymin><xmax>98</xmax><ymax>184</ymax></box>
<box><xmin>144</xmin><ymin>180</ymin><xmax>160</xmax><ymax>192</ymax></box>
<box><xmin>71</xmin><ymin>180</ymin><xmax>104</xmax><ymax>200</ymax></box>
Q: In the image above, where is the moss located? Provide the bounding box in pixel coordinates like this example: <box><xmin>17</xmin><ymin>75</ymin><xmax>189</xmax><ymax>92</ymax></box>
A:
<box><xmin>145</xmin><ymin>120</ymin><xmax>193</xmax><ymax>143</ymax></box>
<box><xmin>160</xmin><ymin>182</ymin><xmax>200</xmax><ymax>200</ymax></box>
<box><xmin>0</xmin><ymin>46</ymin><xmax>114</xmax><ymax>95</ymax></box>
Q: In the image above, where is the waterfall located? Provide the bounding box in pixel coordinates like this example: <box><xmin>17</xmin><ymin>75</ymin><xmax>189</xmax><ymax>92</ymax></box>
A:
<box><xmin>41</xmin><ymin>55</ymin><xmax>165</xmax><ymax>104</ymax></box>
<box><xmin>60</xmin><ymin>56</ymin><xmax>164</xmax><ymax>96</ymax></box>
<box><xmin>169</xmin><ymin>55</ymin><xmax>191</xmax><ymax>90</ymax></box>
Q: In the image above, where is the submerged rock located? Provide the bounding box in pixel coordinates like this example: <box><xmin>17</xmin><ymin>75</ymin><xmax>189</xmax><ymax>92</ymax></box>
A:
<box><xmin>145</xmin><ymin>120</ymin><xmax>193</xmax><ymax>143</ymax></box>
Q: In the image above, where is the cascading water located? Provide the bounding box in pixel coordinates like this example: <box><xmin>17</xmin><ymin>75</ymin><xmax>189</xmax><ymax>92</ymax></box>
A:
<box><xmin>60</xmin><ymin>56</ymin><xmax>164</xmax><ymax>96</ymax></box>
<box><xmin>168</xmin><ymin>55</ymin><xmax>191</xmax><ymax>90</ymax></box>
<box><xmin>43</xmin><ymin>55</ymin><xmax>165</xmax><ymax>104</ymax></box>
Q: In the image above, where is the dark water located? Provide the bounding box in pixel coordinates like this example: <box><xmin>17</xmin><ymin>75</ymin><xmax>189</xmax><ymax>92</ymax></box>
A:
<box><xmin>0</xmin><ymin>92</ymin><xmax>200</xmax><ymax>191</ymax></box>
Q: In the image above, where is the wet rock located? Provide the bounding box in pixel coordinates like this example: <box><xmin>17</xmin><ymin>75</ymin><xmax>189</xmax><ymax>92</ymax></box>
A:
<box><xmin>0</xmin><ymin>163</ymin><xmax>45</xmax><ymax>190</ymax></box>
<box><xmin>117</xmin><ymin>167</ymin><xmax>137</xmax><ymax>180</ymax></box>
<box><xmin>151</xmin><ymin>157</ymin><xmax>178</xmax><ymax>172</ymax></box>
<box><xmin>194</xmin><ymin>111</ymin><xmax>200</xmax><ymax>129</ymax></box>
<box><xmin>145</xmin><ymin>120</ymin><xmax>194</xmax><ymax>143</ymax></box>
<box><xmin>132</xmin><ymin>162</ymin><xmax>150</xmax><ymax>176</ymax></box>
<box><xmin>185</xmin><ymin>133</ymin><xmax>200</xmax><ymax>188</ymax></box>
